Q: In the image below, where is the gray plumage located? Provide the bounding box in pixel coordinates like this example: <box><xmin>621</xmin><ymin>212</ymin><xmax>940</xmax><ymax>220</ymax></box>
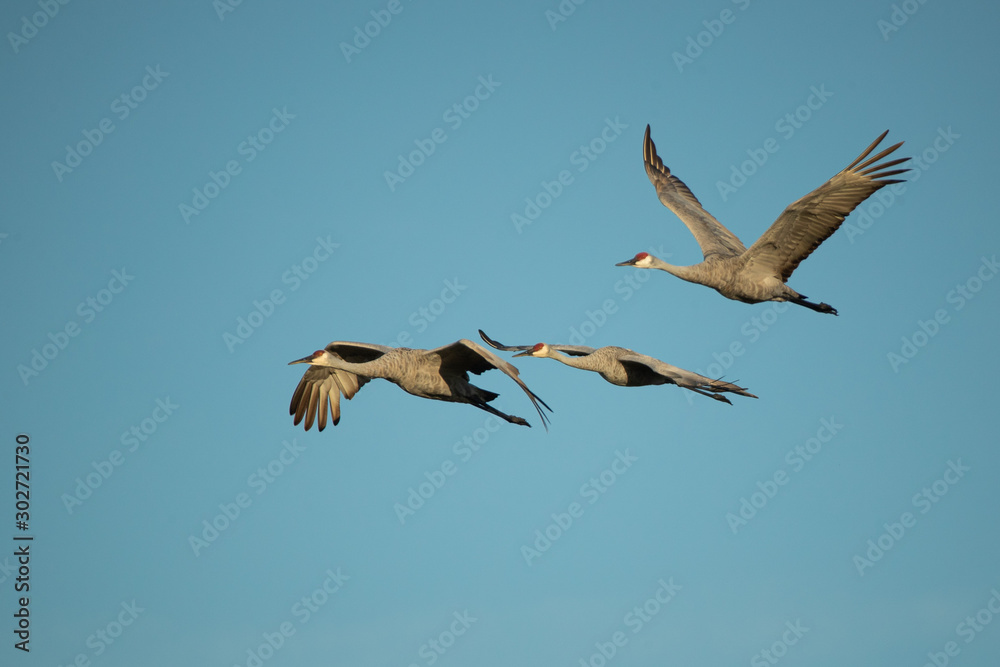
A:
<box><xmin>617</xmin><ymin>125</ymin><xmax>911</xmax><ymax>315</ymax></box>
<box><xmin>288</xmin><ymin>339</ymin><xmax>552</xmax><ymax>431</ymax></box>
<box><xmin>479</xmin><ymin>330</ymin><xmax>756</xmax><ymax>405</ymax></box>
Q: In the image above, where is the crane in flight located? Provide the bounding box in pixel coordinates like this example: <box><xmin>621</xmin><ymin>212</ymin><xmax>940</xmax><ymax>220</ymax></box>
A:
<box><xmin>288</xmin><ymin>339</ymin><xmax>552</xmax><ymax>431</ymax></box>
<box><xmin>617</xmin><ymin>125</ymin><xmax>910</xmax><ymax>315</ymax></box>
<box><xmin>479</xmin><ymin>330</ymin><xmax>756</xmax><ymax>405</ymax></box>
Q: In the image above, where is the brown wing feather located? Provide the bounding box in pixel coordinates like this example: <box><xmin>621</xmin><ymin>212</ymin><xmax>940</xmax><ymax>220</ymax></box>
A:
<box><xmin>431</xmin><ymin>340</ymin><xmax>553</xmax><ymax>429</ymax></box>
<box><xmin>289</xmin><ymin>364</ymin><xmax>370</xmax><ymax>431</ymax></box>
<box><xmin>744</xmin><ymin>130</ymin><xmax>910</xmax><ymax>281</ymax></box>
<box><xmin>325</xmin><ymin>341</ymin><xmax>392</xmax><ymax>362</ymax></box>
<box><xmin>644</xmin><ymin>125</ymin><xmax>747</xmax><ymax>260</ymax></box>
<box><xmin>478</xmin><ymin>329</ymin><xmax>595</xmax><ymax>357</ymax></box>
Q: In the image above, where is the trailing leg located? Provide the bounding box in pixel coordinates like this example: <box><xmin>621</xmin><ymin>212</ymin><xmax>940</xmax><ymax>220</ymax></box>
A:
<box><xmin>787</xmin><ymin>294</ymin><xmax>838</xmax><ymax>315</ymax></box>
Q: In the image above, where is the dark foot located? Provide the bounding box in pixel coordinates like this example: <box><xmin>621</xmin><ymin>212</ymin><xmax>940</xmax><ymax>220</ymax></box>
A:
<box><xmin>789</xmin><ymin>296</ymin><xmax>838</xmax><ymax>316</ymax></box>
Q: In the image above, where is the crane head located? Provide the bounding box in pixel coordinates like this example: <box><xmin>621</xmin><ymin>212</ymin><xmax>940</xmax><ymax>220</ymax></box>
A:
<box><xmin>513</xmin><ymin>343</ymin><xmax>548</xmax><ymax>358</ymax></box>
<box><xmin>288</xmin><ymin>349</ymin><xmax>327</xmax><ymax>365</ymax></box>
<box><xmin>615</xmin><ymin>251</ymin><xmax>653</xmax><ymax>268</ymax></box>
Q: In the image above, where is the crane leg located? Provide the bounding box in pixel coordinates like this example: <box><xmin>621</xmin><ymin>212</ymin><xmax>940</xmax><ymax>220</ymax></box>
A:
<box><xmin>468</xmin><ymin>398</ymin><xmax>531</xmax><ymax>427</ymax></box>
<box><xmin>787</xmin><ymin>295</ymin><xmax>838</xmax><ymax>315</ymax></box>
<box><xmin>685</xmin><ymin>386</ymin><xmax>733</xmax><ymax>405</ymax></box>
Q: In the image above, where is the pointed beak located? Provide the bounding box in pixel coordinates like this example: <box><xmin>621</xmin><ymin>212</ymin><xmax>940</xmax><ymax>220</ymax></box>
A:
<box><xmin>288</xmin><ymin>354</ymin><xmax>316</xmax><ymax>365</ymax></box>
<box><xmin>615</xmin><ymin>258</ymin><xmax>637</xmax><ymax>267</ymax></box>
<box><xmin>512</xmin><ymin>350</ymin><xmax>533</xmax><ymax>358</ymax></box>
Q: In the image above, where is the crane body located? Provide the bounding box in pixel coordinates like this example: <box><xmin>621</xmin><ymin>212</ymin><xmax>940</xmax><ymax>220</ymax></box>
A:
<box><xmin>288</xmin><ymin>339</ymin><xmax>551</xmax><ymax>431</ymax></box>
<box><xmin>619</xmin><ymin>125</ymin><xmax>911</xmax><ymax>315</ymax></box>
<box><xmin>479</xmin><ymin>330</ymin><xmax>756</xmax><ymax>405</ymax></box>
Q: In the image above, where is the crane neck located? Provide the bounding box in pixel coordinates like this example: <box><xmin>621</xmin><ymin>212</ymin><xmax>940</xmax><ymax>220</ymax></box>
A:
<box><xmin>545</xmin><ymin>349</ymin><xmax>598</xmax><ymax>372</ymax></box>
<box><xmin>648</xmin><ymin>256</ymin><xmax>706</xmax><ymax>284</ymax></box>
<box><xmin>316</xmin><ymin>354</ymin><xmax>390</xmax><ymax>379</ymax></box>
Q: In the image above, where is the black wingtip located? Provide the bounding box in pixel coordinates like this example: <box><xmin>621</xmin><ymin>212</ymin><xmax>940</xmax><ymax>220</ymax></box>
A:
<box><xmin>479</xmin><ymin>329</ymin><xmax>501</xmax><ymax>349</ymax></box>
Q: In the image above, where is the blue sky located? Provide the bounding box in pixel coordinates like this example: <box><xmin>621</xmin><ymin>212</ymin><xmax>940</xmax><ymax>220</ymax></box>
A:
<box><xmin>2</xmin><ymin>0</ymin><xmax>999</xmax><ymax>665</ymax></box>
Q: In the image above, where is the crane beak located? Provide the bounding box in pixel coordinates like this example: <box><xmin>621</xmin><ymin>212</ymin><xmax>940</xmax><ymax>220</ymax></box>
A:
<box><xmin>615</xmin><ymin>258</ymin><xmax>637</xmax><ymax>267</ymax></box>
<box><xmin>288</xmin><ymin>354</ymin><xmax>316</xmax><ymax>365</ymax></box>
<box><xmin>289</xmin><ymin>349</ymin><xmax>327</xmax><ymax>365</ymax></box>
<box><xmin>512</xmin><ymin>350</ymin><xmax>533</xmax><ymax>358</ymax></box>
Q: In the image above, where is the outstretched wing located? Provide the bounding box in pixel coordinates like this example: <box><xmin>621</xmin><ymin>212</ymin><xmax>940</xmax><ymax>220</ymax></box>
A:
<box><xmin>431</xmin><ymin>339</ymin><xmax>553</xmax><ymax>430</ymax></box>
<box><xmin>289</xmin><ymin>362</ymin><xmax>370</xmax><ymax>431</ymax></box>
<box><xmin>743</xmin><ymin>130</ymin><xmax>909</xmax><ymax>281</ymax></box>
<box><xmin>325</xmin><ymin>341</ymin><xmax>394</xmax><ymax>362</ymax></box>
<box><xmin>619</xmin><ymin>353</ymin><xmax>757</xmax><ymax>399</ymax></box>
<box><xmin>477</xmin><ymin>329</ymin><xmax>596</xmax><ymax>357</ymax></box>
<box><xmin>644</xmin><ymin>125</ymin><xmax>747</xmax><ymax>261</ymax></box>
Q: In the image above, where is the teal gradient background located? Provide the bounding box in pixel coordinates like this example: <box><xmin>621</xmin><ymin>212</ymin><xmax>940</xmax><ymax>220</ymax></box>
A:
<box><xmin>1</xmin><ymin>1</ymin><xmax>998</xmax><ymax>665</ymax></box>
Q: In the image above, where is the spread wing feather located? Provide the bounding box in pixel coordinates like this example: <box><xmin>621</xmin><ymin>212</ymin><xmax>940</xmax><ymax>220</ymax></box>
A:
<box><xmin>478</xmin><ymin>329</ymin><xmax>596</xmax><ymax>357</ymax></box>
<box><xmin>288</xmin><ymin>363</ymin><xmax>370</xmax><ymax>431</ymax></box>
<box><xmin>619</xmin><ymin>354</ymin><xmax>757</xmax><ymax>398</ymax></box>
<box><xmin>430</xmin><ymin>339</ymin><xmax>553</xmax><ymax>430</ymax></box>
<box><xmin>324</xmin><ymin>341</ymin><xmax>393</xmax><ymax>362</ymax></box>
<box><xmin>744</xmin><ymin>131</ymin><xmax>909</xmax><ymax>281</ymax></box>
<box><xmin>644</xmin><ymin>125</ymin><xmax>747</xmax><ymax>260</ymax></box>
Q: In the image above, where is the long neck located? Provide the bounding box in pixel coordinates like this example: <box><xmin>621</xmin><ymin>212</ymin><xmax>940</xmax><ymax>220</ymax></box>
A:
<box><xmin>317</xmin><ymin>354</ymin><xmax>390</xmax><ymax>379</ymax></box>
<box><xmin>546</xmin><ymin>349</ymin><xmax>599</xmax><ymax>372</ymax></box>
<box><xmin>648</xmin><ymin>256</ymin><xmax>706</xmax><ymax>284</ymax></box>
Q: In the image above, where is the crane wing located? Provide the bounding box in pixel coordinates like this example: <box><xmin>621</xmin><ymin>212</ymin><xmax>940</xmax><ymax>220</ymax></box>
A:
<box><xmin>325</xmin><ymin>341</ymin><xmax>393</xmax><ymax>362</ymax></box>
<box><xmin>743</xmin><ymin>130</ymin><xmax>910</xmax><ymax>282</ymax></box>
<box><xmin>644</xmin><ymin>125</ymin><xmax>747</xmax><ymax>260</ymax></box>
<box><xmin>289</xmin><ymin>363</ymin><xmax>370</xmax><ymax>431</ymax></box>
<box><xmin>619</xmin><ymin>353</ymin><xmax>757</xmax><ymax>399</ymax></box>
<box><xmin>431</xmin><ymin>339</ymin><xmax>553</xmax><ymax>430</ymax></box>
<box><xmin>478</xmin><ymin>329</ymin><xmax>596</xmax><ymax>357</ymax></box>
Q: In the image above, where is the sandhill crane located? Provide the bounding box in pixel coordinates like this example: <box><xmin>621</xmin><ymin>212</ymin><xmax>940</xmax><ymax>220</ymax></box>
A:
<box><xmin>479</xmin><ymin>330</ymin><xmax>756</xmax><ymax>405</ymax></box>
<box><xmin>617</xmin><ymin>125</ymin><xmax>910</xmax><ymax>315</ymax></box>
<box><xmin>287</xmin><ymin>339</ymin><xmax>552</xmax><ymax>431</ymax></box>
